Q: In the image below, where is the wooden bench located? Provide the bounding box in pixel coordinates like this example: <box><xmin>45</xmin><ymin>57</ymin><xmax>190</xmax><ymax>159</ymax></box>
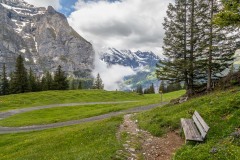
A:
<box><xmin>181</xmin><ymin>111</ymin><xmax>210</xmax><ymax>142</ymax></box>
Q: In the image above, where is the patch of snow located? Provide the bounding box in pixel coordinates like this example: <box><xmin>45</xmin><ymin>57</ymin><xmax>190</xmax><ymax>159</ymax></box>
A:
<box><xmin>23</xmin><ymin>35</ymin><xmax>30</xmax><ymax>39</ymax></box>
<box><xmin>23</xmin><ymin>33</ymin><xmax>31</xmax><ymax>39</ymax></box>
<box><xmin>14</xmin><ymin>20</ymin><xmax>29</xmax><ymax>33</ymax></box>
<box><xmin>33</xmin><ymin>57</ymin><xmax>37</xmax><ymax>64</ymax></box>
<box><xmin>14</xmin><ymin>28</ymin><xmax>21</xmax><ymax>33</ymax></box>
<box><xmin>11</xmin><ymin>19</ymin><xmax>17</xmax><ymax>22</ymax></box>
<box><xmin>37</xmin><ymin>10</ymin><xmax>45</xmax><ymax>15</ymax></box>
<box><xmin>33</xmin><ymin>37</ymin><xmax>38</xmax><ymax>52</ymax></box>
<box><xmin>25</xmin><ymin>58</ymin><xmax>29</xmax><ymax>62</ymax></box>
<box><xmin>0</xmin><ymin>3</ymin><xmax>12</xmax><ymax>9</ymax></box>
<box><xmin>53</xmin><ymin>57</ymin><xmax>59</xmax><ymax>61</ymax></box>
<box><xmin>19</xmin><ymin>49</ymin><xmax>26</xmax><ymax>53</ymax></box>
<box><xmin>1</xmin><ymin>3</ymin><xmax>32</xmax><ymax>13</ymax></box>
<box><xmin>1</xmin><ymin>2</ymin><xmax>45</xmax><ymax>16</ymax></box>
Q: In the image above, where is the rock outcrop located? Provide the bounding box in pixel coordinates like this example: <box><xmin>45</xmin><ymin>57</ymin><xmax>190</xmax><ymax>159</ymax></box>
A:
<box><xmin>0</xmin><ymin>0</ymin><xmax>94</xmax><ymax>78</ymax></box>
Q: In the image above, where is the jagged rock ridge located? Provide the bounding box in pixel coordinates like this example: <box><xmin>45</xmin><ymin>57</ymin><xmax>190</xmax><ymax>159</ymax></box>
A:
<box><xmin>0</xmin><ymin>0</ymin><xmax>94</xmax><ymax>78</ymax></box>
<box><xmin>100</xmin><ymin>48</ymin><xmax>159</xmax><ymax>69</ymax></box>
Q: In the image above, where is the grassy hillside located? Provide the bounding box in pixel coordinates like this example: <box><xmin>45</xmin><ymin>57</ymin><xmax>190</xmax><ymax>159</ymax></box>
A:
<box><xmin>0</xmin><ymin>90</ymin><xmax>185</xmax><ymax>127</ymax></box>
<box><xmin>136</xmin><ymin>88</ymin><xmax>240</xmax><ymax>159</ymax></box>
<box><xmin>0</xmin><ymin>117</ymin><xmax>123</xmax><ymax>160</ymax></box>
<box><xmin>0</xmin><ymin>90</ymin><xmax>185</xmax><ymax>112</ymax></box>
<box><xmin>0</xmin><ymin>90</ymin><xmax>185</xmax><ymax>160</ymax></box>
<box><xmin>0</xmin><ymin>90</ymin><xmax>142</xmax><ymax>112</ymax></box>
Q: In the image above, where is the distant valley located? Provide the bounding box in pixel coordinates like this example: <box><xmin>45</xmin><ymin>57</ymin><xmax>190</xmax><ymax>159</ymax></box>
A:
<box><xmin>99</xmin><ymin>48</ymin><xmax>160</xmax><ymax>90</ymax></box>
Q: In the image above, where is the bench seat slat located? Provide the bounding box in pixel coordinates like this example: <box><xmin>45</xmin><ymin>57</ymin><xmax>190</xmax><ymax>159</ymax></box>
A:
<box><xmin>193</xmin><ymin>115</ymin><xmax>207</xmax><ymax>138</ymax></box>
<box><xmin>181</xmin><ymin>118</ymin><xmax>203</xmax><ymax>142</ymax></box>
<box><xmin>194</xmin><ymin>111</ymin><xmax>210</xmax><ymax>132</ymax></box>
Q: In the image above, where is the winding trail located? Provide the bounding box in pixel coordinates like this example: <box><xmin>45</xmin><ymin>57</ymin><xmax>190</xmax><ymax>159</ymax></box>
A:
<box><xmin>0</xmin><ymin>101</ymin><xmax>168</xmax><ymax>134</ymax></box>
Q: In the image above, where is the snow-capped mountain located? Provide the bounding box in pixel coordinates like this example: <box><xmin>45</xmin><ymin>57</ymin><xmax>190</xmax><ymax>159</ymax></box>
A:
<box><xmin>100</xmin><ymin>48</ymin><xmax>160</xmax><ymax>69</ymax></box>
<box><xmin>100</xmin><ymin>48</ymin><xmax>160</xmax><ymax>90</ymax></box>
<box><xmin>0</xmin><ymin>0</ymin><xmax>94</xmax><ymax>77</ymax></box>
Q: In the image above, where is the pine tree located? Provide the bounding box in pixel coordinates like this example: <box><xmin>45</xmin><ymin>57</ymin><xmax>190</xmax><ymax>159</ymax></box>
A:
<box><xmin>1</xmin><ymin>63</ymin><xmax>9</xmax><ymax>95</ymax></box>
<box><xmin>204</xmin><ymin>0</ymin><xmax>237</xmax><ymax>91</ymax></box>
<box><xmin>35</xmin><ymin>76</ymin><xmax>42</xmax><ymax>91</ymax></box>
<box><xmin>41</xmin><ymin>75</ymin><xmax>47</xmax><ymax>91</ymax></box>
<box><xmin>28</xmin><ymin>68</ymin><xmax>37</xmax><ymax>92</ymax></box>
<box><xmin>46</xmin><ymin>71</ymin><xmax>53</xmax><ymax>90</ymax></box>
<box><xmin>11</xmin><ymin>55</ymin><xmax>29</xmax><ymax>93</ymax></box>
<box><xmin>149</xmin><ymin>83</ymin><xmax>155</xmax><ymax>94</ymax></box>
<box><xmin>69</xmin><ymin>79</ymin><xmax>75</xmax><ymax>90</ymax></box>
<box><xmin>157</xmin><ymin>0</ymin><xmax>188</xmax><ymax>86</ymax></box>
<box><xmin>92</xmin><ymin>73</ymin><xmax>104</xmax><ymax>90</ymax></box>
<box><xmin>176</xmin><ymin>82</ymin><xmax>182</xmax><ymax>90</ymax></box>
<box><xmin>9</xmin><ymin>72</ymin><xmax>14</xmax><ymax>94</ymax></box>
<box><xmin>156</xmin><ymin>0</ymin><xmax>195</xmax><ymax>95</ymax></box>
<box><xmin>157</xmin><ymin>0</ymin><xmax>238</xmax><ymax>96</ymax></box>
<box><xmin>159</xmin><ymin>81</ymin><xmax>166</xmax><ymax>93</ymax></box>
<box><xmin>53</xmin><ymin>65</ymin><xmax>68</xmax><ymax>90</ymax></box>
<box><xmin>78</xmin><ymin>80</ymin><xmax>82</xmax><ymax>90</ymax></box>
<box><xmin>136</xmin><ymin>85</ymin><xmax>143</xmax><ymax>95</ymax></box>
<box><xmin>214</xmin><ymin>0</ymin><xmax>240</xmax><ymax>27</ymax></box>
<box><xmin>42</xmin><ymin>71</ymin><xmax>54</xmax><ymax>91</ymax></box>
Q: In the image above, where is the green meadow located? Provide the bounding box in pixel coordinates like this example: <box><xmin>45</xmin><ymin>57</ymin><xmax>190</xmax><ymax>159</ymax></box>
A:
<box><xmin>0</xmin><ymin>90</ymin><xmax>184</xmax><ymax>160</ymax></box>
<box><xmin>0</xmin><ymin>90</ymin><xmax>185</xmax><ymax>112</ymax></box>
<box><xmin>137</xmin><ymin>88</ymin><xmax>240</xmax><ymax>159</ymax></box>
<box><xmin>0</xmin><ymin>117</ymin><xmax>123</xmax><ymax>160</ymax></box>
<box><xmin>0</xmin><ymin>90</ymin><xmax>184</xmax><ymax>127</ymax></box>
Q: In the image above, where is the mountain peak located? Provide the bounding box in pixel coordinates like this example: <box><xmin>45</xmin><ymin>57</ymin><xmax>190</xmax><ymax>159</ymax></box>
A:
<box><xmin>47</xmin><ymin>6</ymin><xmax>56</xmax><ymax>14</ymax></box>
<box><xmin>100</xmin><ymin>48</ymin><xmax>160</xmax><ymax>69</ymax></box>
<box><xmin>0</xmin><ymin>0</ymin><xmax>95</xmax><ymax>78</ymax></box>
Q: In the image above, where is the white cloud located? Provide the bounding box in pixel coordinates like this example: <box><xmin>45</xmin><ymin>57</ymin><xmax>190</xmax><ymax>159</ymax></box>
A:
<box><xmin>24</xmin><ymin>0</ymin><xmax>62</xmax><ymax>10</ymax></box>
<box><xmin>93</xmin><ymin>53</ymin><xmax>136</xmax><ymax>91</ymax></box>
<box><xmin>68</xmin><ymin>0</ymin><xmax>173</xmax><ymax>56</ymax></box>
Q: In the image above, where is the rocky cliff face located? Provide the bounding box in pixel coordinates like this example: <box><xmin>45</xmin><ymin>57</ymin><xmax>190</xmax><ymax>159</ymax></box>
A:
<box><xmin>0</xmin><ymin>0</ymin><xmax>94</xmax><ymax>78</ymax></box>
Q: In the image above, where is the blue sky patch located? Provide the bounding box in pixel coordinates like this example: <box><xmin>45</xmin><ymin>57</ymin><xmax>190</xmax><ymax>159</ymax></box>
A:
<box><xmin>59</xmin><ymin>0</ymin><xmax>121</xmax><ymax>16</ymax></box>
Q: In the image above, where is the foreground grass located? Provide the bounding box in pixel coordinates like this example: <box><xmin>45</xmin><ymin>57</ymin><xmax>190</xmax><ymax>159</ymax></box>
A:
<box><xmin>0</xmin><ymin>117</ymin><xmax>123</xmax><ymax>160</ymax></box>
<box><xmin>0</xmin><ymin>90</ymin><xmax>185</xmax><ymax>127</ymax></box>
<box><xmin>0</xmin><ymin>90</ymin><xmax>185</xmax><ymax>112</ymax></box>
<box><xmin>0</xmin><ymin>90</ymin><xmax>185</xmax><ymax>159</ymax></box>
<box><xmin>136</xmin><ymin>88</ymin><xmax>240</xmax><ymax>159</ymax></box>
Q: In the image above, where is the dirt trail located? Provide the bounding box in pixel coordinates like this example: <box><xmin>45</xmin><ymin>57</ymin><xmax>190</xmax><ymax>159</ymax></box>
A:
<box><xmin>116</xmin><ymin>114</ymin><xmax>184</xmax><ymax>160</ymax></box>
<box><xmin>0</xmin><ymin>102</ymin><xmax>168</xmax><ymax>134</ymax></box>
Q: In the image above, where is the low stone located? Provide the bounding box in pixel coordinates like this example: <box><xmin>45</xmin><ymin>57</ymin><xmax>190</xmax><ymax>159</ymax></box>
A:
<box><xmin>230</xmin><ymin>131</ymin><xmax>240</xmax><ymax>138</ymax></box>
<box><xmin>129</xmin><ymin>148</ymin><xmax>135</xmax><ymax>152</ymax></box>
<box><xmin>210</xmin><ymin>147</ymin><xmax>218</xmax><ymax>154</ymax></box>
<box><xmin>123</xmin><ymin>144</ymin><xmax>129</xmax><ymax>148</ymax></box>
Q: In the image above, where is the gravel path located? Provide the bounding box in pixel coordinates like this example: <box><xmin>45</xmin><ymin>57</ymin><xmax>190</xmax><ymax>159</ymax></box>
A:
<box><xmin>116</xmin><ymin>114</ymin><xmax>184</xmax><ymax>160</ymax></box>
<box><xmin>0</xmin><ymin>102</ymin><xmax>168</xmax><ymax>134</ymax></box>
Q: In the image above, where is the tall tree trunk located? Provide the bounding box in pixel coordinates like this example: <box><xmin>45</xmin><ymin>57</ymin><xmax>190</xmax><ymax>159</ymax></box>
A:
<box><xmin>188</xmin><ymin>0</ymin><xmax>195</xmax><ymax>96</ymax></box>
<box><xmin>184</xmin><ymin>0</ymin><xmax>188</xmax><ymax>91</ymax></box>
<box><xmin>207</xmin><ymin>0</ymin><xmax>214</xmax><ymax>91</ymax></box>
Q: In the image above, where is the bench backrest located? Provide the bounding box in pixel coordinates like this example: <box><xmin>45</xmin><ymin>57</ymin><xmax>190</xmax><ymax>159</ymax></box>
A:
<box><xmin>192</xmin><ymin>111</ymin><xmax>210</xmax><ymax>139</ymax></box>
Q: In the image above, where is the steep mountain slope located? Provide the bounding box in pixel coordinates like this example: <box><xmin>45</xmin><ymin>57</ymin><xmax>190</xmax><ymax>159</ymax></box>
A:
<box><xmin>0</xmin><ymin>0</ymin><xmax>94</xmax><ymax>77</ymax></box>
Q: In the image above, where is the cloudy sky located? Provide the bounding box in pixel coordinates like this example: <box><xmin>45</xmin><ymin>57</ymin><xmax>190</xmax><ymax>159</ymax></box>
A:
<box><xmin>24</xmin><ymin>0</ymin><xmax>173</xmax><ymax>90</ymax></box>
<box><xmin>25</xmin><ymin>0</ymin><xmax>173</xmax><ymax>55</ymax></box>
